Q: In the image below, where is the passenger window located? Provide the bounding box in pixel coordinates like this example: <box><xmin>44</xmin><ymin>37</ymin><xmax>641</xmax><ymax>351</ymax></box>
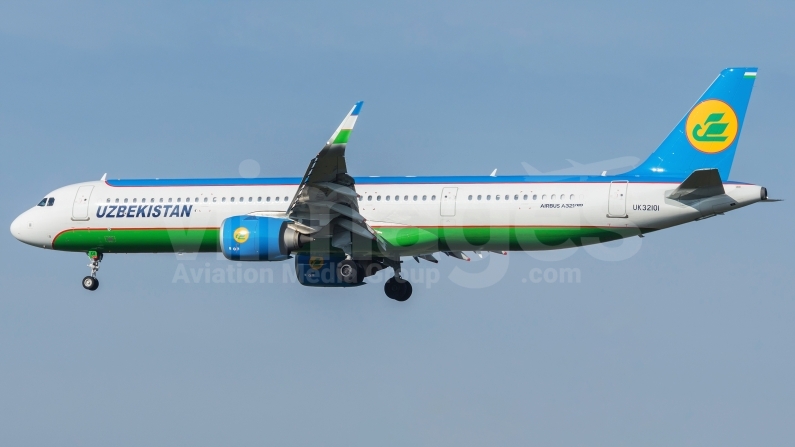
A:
<box><xmin>231</xmin><ymin>197</ymin><xmax>235</xmax><ymax>202</ymax></box>
<box><xmin>266</xmin><ymin>197</ymin><xmax>271</xmax><ymax>202</ymax></box>
<box><xmin>394</xmin><ymin>195</ymin><xmax>399</xmax><ymax>201</ymax></box>
<box><xmin>432</xmin><ymin>195</ymin><xmax>436</xmax><ymax>201</ymax></box>
<box><xmin>542</xmin><ymin>194</ymin><xmax>547</xmax><ymax>200</ymax></box>
<box><xmin>386</xmin><ymin>196</ymin><xmax>391</xmax><ymax>201</ymax></box>
<box><xmin>47</xmin><ymin>197</ymin><xmax>55</xmax><ymax>206</ymax></box>
<box><xmin>496</xmin><ymin>195</ymin><xmax>500</xmax><ymax>201</ymax></box>
<box><xmin>124</xmin><ymin>198</ymin><xmax>128</xmax><ymax>203</ymax></box>
<box><xmin>422</xmin><ymin>195</ymin><xmax>427</xmax><ymax>201</ymax></box>
<box><xmin>404</xmin><ymin>195</ymin><xmax>408</xmax><ymax>201</ymax></box>
<box><xmin>132</xmin><ymin>198</ymin><xmax>137</xmax><ymax>203</ymax></box>
<box><xmin>212</xmin><ymin>197</ymin><xmax>216</xmax><ymax>202</ymax></box>
<box><xmin>477</xmin><ymin>195</ymin><xmax>482</xmax><ymax>200</ymax></box>
<box><xmin>159</xmin><ymin>198</ymin><xmax>164</xmax><ymax>203</ymax></box>
<box><xmin>533</xmin><ymin>194</ymin><xmax>537</xmax><ymax>200</ymax></box>
<box><xmin>284</xmin><ymin>196</ymin><xmax>288</xmax><ymax>202</ymax></box>
<box><xmin>377</xmin><ymin>196</ymin><xmax>381</xmax><ymax>201</ymax></box>
<box><xmin>178</xmin><ymin>198</ymin><xmax>183</xmax><ymax>203</ymax></box>
<box><xmin>275</xmin><ymin>197</ymin><xmax>279</xmax><ymax>202</ymax></box>
<box><xmin>141</xmin><ymin>198</ymin><xmax>146</xmax><ymax>203</ymax></box>
<box><xmin>570</xmin><ymin>194</ymin><xmax>575</xmax><ymax>200</ymax></box>
<box><xmin>413</xmin><ymin>195</ymin><xmax>417</xmax><ymax>201</ymax></box>
<box><xmin>468</xmin><ymin>195</ymin><xmax>473</xmax><ymax>200</ymax></box>
<box><xmin>106</xmin><ymin>198</ymin><xmax>111</xmax><ymax>203</ymax></box>
<box><xmin>487</xmin><ymin>195</ymin><xmax>491</xmax><ymax>200</ymax></box>
<box><xmin>240</xmin><ymin>197</ymin><xmax>244</xmax><ymax>202</ymax></box>
<box><xmin>222</xmin><ymin>197</ymin><xmax>226</xmax><ymax>202</ymax></box>
<box><xmin>185</xmin><ymin>198</ymin><xmax>190</xmax><ymax>203</ymax></box>
<box><xmin>367</xmin><ymin>195</ymin><xmax>372</xmax><ymax>201</ymax></box>
<box><xmin>257</xmin><ymin>197</ymin><xmax>261</xmax><ymax>202</ymax></box>
<box><xmin>522</xmin><ymin>194</ymin><xmax>527</xmax><ymax>200</ymax></box>
<box><xmin>551</xmin><ymin>194</ymin><xmax>556</xmax><ymax>200</ymax></box>
<box><xmin>168</xmin><ymin>198</ymin><xmax>172</xmax><ymax>203</ymax></box>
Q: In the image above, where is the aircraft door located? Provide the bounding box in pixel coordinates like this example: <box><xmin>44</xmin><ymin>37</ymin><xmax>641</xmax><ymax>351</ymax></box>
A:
<box><xmin>607</xmin><ymin>181</ymin><xmax>628</xmax><ymax>218</ymax></box>
<box><xmin>72</xmin><ymin>185</ymin><xmax>94</xmax><ymax>221</ymax></box>
<box><xmin>440</xmin><ymin>187</ymin><xmax>458</xmax><ymax>216</ymax></box>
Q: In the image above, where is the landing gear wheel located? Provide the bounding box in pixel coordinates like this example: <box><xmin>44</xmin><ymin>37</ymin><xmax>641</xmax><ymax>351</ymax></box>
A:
<box><xmin>82</xmin><ymin>276</ymin><xmax>99</xmax><ymax>291</ymax></box>
<box><xmin>337</xmin><ymin>259</ymin><xmax>360</xmax><ymax>284</ymax></box>
<box><xmin>384</xmin><ymin>277</ymin><xmax>412</xmax><ymax>301</ymax></box>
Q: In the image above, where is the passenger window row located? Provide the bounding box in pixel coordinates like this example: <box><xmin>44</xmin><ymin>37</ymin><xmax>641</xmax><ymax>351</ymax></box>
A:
<box><xmin>466</xmin><ymin>193</ymin><xmax>578</xmax><ymax>201</ymax></box>
<box><xmin>103</xmin><ymin>196</ymin><xmax>291</xmax><ymax>204</ymax></box>
<box><xmin>360</xmin><ymin>195</ymin><xmax>436</xmax><ymax>202</ymax></box>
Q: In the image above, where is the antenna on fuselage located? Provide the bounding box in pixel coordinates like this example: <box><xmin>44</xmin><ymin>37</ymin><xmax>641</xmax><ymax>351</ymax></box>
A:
<box><xmin>489</xmin><ymin>169</ymin><xmax>497</xmax><ymax>177</ymax></box>
<box><xmin>100</xmin><ymin>173</ymin><xmax>107</xmax><ymax>181</ymax></box>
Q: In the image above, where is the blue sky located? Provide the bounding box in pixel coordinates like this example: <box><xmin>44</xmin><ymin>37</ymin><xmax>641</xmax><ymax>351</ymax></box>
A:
<box><xmin>1</xmin><ymin>2</ymin><xmax>793</xmax><ymax>445</ymax></box>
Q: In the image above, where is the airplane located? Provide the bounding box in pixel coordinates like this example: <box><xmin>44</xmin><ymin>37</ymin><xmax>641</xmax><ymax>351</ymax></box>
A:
<box><xmin>10</xmin><ymin>67</ymin><xmax>778</xmax><ymax>301</ymax></box>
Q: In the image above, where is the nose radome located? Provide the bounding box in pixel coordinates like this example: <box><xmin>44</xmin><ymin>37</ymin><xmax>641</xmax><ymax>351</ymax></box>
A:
<box><xmin>10</xmin><ymin>214</ymin><xmax>24</xmax><ymax>240</ymax></box>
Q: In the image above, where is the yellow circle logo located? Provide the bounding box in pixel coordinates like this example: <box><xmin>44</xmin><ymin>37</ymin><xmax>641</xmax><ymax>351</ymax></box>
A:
<box><xmin>233</xmin><ymin>227</ymin><xmax>249</xmax><ymax>244</ymax></box>
<box><xmin>685</xmin><ymin>99</ymin><xmax>738</xmax><ymax>153</ymax></box>
<box><xmin>308</xmin><ymin>256</ymin><xmax>325</xmax><ymax>270</ymax></box>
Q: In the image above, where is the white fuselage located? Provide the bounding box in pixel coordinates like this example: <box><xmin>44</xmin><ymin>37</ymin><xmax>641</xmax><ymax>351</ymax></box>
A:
<box><xmin>10</xmin><ymin>177</ymin><xmax>764</xmax><ymax>253</ymax></box>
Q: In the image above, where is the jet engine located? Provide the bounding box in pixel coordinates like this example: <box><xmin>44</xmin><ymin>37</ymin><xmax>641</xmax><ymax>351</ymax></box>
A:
<box><xmin>220</xmin><ymin>216</ymin><xmax>310</xmax><ymax>261</ymax></box>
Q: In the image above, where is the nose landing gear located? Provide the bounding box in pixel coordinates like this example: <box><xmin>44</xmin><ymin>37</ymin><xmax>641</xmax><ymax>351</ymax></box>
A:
<box><xmin>82</xmin><ymin>251</ymin><xmax>102</xmax><ymax>291</ymax></box>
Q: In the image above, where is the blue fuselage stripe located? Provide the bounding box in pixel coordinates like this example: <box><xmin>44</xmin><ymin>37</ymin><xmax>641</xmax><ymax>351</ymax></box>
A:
<box><xmin>104</xmin><ymin>174</ymin><xmax>750</xmax><ymax>187</ymax></box>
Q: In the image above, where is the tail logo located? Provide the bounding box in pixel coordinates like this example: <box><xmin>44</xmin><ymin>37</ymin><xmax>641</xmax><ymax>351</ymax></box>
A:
<box><xmin>233</xmin><ymin>227</ymin><xmax>250</xmax><ymax>244</ymax></box>
<box><xmin>686</xmin><ymin>99</ymin><xmax>738</xmax><ymax>153</ymax></box>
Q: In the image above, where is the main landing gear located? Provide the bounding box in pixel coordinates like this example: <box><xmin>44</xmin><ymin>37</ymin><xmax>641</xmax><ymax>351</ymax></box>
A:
<box><xmin>82</xmin><ymin>251</ymin><xmax>102</xmax><ymax>291</ymax></box>
<box><xmin>383</xmin><ymin>259</ymin><xmax>412</xmax><ymax>302</ymax></box>
<box><xmin>384</xmin><ymin>276</ymin><xmax>412</xmax><ymax>301</ymax></box>
<box><xmin>335</xmin><ymin>257</ymin><xmax>413</xmax><ymax>301</ymax></box>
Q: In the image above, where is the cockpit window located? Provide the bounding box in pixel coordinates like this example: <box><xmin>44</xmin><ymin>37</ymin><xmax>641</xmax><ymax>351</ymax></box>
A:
<box><xmin>38</xmin><ymin>198</ymin><xmax>47</xmax><ymax>206</ymax></box>
<box><xmin>47</xmin><ymin>197</ymin><xmax>55</xmax><ymax>206</ymax></box>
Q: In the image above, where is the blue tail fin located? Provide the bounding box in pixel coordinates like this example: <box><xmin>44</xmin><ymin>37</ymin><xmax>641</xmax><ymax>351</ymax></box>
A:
<box><xmin>626</xmin><ymin>67</ymin><xmax>757</xmax><ymax>181</ymax></box>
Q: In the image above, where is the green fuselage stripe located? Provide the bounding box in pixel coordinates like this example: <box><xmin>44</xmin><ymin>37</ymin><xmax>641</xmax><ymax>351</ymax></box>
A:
<box><xmin>52</xmin><ymin>226</ymin><xmax>648</xmax><ymax>254</ymax></box>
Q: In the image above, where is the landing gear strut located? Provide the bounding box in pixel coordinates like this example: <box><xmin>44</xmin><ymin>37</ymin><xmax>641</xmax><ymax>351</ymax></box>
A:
<box><xmin>82</xmin><ymin>251</ymin><xmax>102</xmax><ymax>291</ymax></box>
<box><xmin>383</xmin><ymin>259</ymin><xmax>412</xmax><ymax>301</ymax></box>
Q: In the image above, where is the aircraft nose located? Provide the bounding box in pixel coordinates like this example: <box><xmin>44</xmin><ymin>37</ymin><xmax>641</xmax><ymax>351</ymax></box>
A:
<box><xmin>11</xmin><ymin>214</ymin><xmax>25</xmax><ymax>240</ymax></box>
<box><xmin>10</xmin><ymin>212</ymin><xmax>31</xmax><ymax>242</ymax></box>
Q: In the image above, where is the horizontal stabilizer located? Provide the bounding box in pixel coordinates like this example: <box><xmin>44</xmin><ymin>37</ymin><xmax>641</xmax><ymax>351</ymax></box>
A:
<box><xmin>668</xmin><ymin>168</ymin><xmax>725</xmax><ymax>200</ymax></box>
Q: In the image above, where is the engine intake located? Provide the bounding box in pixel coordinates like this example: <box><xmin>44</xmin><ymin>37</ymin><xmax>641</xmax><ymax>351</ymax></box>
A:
<box><xmin>220</xmin><ymin>216</ymin><xmax>310</xmax><ymax>261</ymax></box>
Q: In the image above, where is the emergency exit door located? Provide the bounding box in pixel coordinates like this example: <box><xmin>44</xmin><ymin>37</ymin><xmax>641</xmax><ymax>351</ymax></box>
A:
<box><xmin>607</xmin><ymin>181</ymin><xmax>628</xmax><ymax>218</ymax></box>
<box><xmin>72</xmin><ymin>186</ymin><xmax>94</xmax><ymax>221</ymax></box>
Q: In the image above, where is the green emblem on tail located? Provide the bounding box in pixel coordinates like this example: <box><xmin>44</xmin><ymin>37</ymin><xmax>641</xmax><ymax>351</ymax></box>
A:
<box><xmin>691</xmin><ymin>113</ymin><xmax>729</xmax><ymax>142</ymax></box>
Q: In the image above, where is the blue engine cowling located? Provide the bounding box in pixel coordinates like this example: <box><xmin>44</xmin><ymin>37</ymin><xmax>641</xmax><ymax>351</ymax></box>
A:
<box><xmin>220</xmin><ymin>216</ymin><xmax>307</xmax><ymax>261</ymax></box>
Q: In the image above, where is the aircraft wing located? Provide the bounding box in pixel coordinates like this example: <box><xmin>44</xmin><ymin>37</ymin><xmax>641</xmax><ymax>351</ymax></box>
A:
<box><xmin>286</xmin><ymin>102</ymin><xmax>384</xmax><ymax>254</ymax></box>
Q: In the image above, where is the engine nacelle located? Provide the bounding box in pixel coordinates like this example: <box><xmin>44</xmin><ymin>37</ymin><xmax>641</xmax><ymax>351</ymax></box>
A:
<box><xmin>294</xmin><ymin>254</ymin><xmax>350</xmax><ymax>287</ymax></box>
<box><xmin>294</xmin><ymin>254</ymin><xmax>385</xmax><ymax>287</ymax></box>
<box><xmin>220</xmin><ymin>216</ymin><xmax>308</xmax><ymax>261</ymax></box>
